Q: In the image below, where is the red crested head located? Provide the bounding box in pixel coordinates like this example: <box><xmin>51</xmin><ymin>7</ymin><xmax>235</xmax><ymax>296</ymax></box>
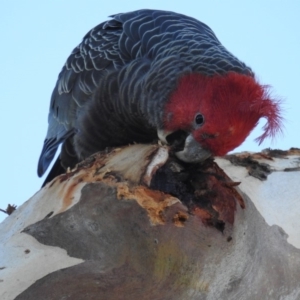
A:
<box><xmin>164</xmin><ymin>72</ymin><xmax>283</xmax><ymax>156</ymax></box>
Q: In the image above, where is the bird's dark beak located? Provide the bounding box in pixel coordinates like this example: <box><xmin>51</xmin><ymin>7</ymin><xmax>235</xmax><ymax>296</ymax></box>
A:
<box><xmin>157</xmin><ymin>130</ymin><xmax>211</xmax><ymax>163</ymax></box>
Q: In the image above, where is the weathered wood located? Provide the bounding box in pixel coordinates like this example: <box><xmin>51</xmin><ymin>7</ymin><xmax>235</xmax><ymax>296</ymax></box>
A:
<box><xmin>1</xmin><ymin>145</ymin><xmax>299</xmax><ymax>300</ymax></box>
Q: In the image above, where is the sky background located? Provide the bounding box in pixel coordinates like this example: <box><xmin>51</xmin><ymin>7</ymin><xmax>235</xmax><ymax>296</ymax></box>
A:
<box><xmin>1</xmin><ymin>1</ymin><xmax>299</xmax><ymax>223</ymax></box>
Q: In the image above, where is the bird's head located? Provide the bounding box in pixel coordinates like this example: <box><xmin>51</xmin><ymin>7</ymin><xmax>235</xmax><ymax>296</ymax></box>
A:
<box><xmin>159</xmin><ymin>72</ymin><xmax>283</xmax><ymax>162</ymax></box>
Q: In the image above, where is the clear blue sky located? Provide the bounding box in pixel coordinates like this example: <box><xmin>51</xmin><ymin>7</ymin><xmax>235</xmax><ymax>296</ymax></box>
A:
<box><xmin>1</xmin><ymin>1</ymin><xmax>299</xmax><ymax>222</ymax></box>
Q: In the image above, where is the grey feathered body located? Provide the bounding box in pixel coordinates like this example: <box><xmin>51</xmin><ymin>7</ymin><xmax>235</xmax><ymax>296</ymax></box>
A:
<box><xmin>38</xmin><ymin>9</ymin><xmax>252</xmax><ymax>181</ymax></box>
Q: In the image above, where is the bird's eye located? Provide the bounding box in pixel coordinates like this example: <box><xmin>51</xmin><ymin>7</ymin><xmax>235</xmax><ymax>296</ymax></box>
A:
<box><xmin>195</xmin><ymin>113</ymin><xmax>204</xmax><ymax>126</ymax></box>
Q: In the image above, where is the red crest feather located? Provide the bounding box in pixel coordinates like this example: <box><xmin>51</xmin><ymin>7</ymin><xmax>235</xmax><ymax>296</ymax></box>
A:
<box><xmin>164</xmin><ymin>72</ymin><xmax>283</xmax><ymax>155</ymax></box>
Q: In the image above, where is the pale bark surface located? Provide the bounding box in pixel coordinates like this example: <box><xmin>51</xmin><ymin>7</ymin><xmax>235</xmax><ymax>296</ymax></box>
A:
<box><xmin>1</xmin><ymin>145</ymin><xmax>299</xmax><ymax>300</ymax></box>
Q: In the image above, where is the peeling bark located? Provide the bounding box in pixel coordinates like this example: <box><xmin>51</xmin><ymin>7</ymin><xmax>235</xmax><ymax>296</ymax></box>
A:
<box><xmin>1</xmin><ymin>145</ymin><xmax>300</xmax><ymax>300</ymax></box>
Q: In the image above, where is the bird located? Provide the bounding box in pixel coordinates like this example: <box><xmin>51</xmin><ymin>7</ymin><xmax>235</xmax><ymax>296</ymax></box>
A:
<box><xmin>38</xmin><ymin>9</ymin><xmax>283</xmax><ymax>186</ymax></box>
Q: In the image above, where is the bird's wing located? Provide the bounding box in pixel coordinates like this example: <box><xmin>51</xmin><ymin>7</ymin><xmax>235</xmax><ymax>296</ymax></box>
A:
<box><xmin>38</xmin><ymin>15</ymin><xmax>128</xmax><ymax>176</ymax></box>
